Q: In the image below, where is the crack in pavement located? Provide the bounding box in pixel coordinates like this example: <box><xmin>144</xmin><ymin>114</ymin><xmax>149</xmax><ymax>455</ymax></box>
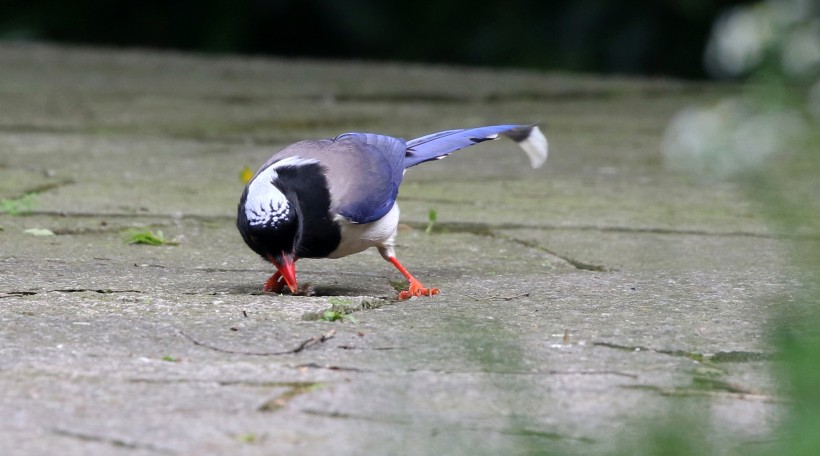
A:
<box><xmin>1</xmin><ymin>289</ymin><xmax>144</xmax><ymax>297</ymax></box>
<box><xmin>257</xmin><ymin>382</ymin><xmax>324</xmax><ymax>412</ymax></box>
<box><xmin>179</xmin><ymin>328</ymin><xmax>336</xmax><ymax>356</ymax></box>
<box><xmin>497</xmin><ymin>234</ymin><xmax>607</xmax><ymax>271</ymax></box>
<box><xmin>49</xmin><ymin>427</ymin><xmax>176</xmax><ymax>455</ymax></box>
<box><xmin>621</xmin><ymin>384</ymin><xmax>786</xmax><ymax>403</ymax></box>
<box><xmin>593</xmin><ymin>341</ymin><xmax>774</xmax><ymax>363</ymax></box>
<box><xmin>298</xmin><ymin>408</ymin><xmax>596</xmax><ymax>444</ymax></box>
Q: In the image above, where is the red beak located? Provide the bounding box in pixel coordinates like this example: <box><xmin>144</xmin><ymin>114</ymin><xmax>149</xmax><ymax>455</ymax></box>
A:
<box><xmin>270</xmin><ymin>253</ymin><xmax>298</xmax><ymax>294</ymax></box>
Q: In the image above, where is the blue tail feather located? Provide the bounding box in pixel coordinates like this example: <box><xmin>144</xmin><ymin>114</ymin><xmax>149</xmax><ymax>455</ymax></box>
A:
<box><xmin>404</xmin><ymin>124</ymin><xmax>524</xmax><ymax>169</ymax></box>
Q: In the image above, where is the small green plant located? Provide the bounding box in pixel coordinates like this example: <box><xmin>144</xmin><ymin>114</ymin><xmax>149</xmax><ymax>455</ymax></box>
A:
<box><xmin>0</xmin><ymin>193</ymin><xmax>37</xmax><ymax>215</ymax></box>
<box><xmin>236</xmin><ymin>433</ymin><xmax>257</xmax><ymax>444</ymax></box>
<box><xmin>161</xmin><ymin>355</ymin><xmax>179</xmax><ymax>362</ymax></box>
<box><xmin>320</xmin><ymin>309</ymin><xmax>357</xmax><ymax>323</ymax></box>
<box><xmin>425</xmin><ymin>208</ymin><xmax>437</xmax><ymax>234</ymax></box>
<box><xmin>327</xmin><ymin>297</ymin><xmax>351</xmax><ymax>307</ymax></box>
<box><xmin>125</xmin><ymin>229</ymin><xmax>178</xmax><ymax>246</ymax></box>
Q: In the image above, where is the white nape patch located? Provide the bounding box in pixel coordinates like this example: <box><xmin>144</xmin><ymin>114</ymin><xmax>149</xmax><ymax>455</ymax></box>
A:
<box><xmin>272</xmin><ymin>156</ymin><xmax>320</xmax><ymax>170</ymax></box>
<box><xmin>244</xmin><ymin>156</ymin><xmax>320</xmax><ymax>227</ymax></box>
<box><xmin>245</xmin><ymin>166</ymin><xmax>288</xmax><ymax>227</ymax></box>
<box><xmin>518</xmin><ymin>126</ymin><xmax>548</xmax><ymax>168</ymax></box>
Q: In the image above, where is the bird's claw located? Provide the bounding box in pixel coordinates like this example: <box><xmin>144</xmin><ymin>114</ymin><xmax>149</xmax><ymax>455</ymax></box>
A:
<box><xmin>397</xmin><ymin>280</ymin><xmax>440</xmax><ymax>300</ymax></box>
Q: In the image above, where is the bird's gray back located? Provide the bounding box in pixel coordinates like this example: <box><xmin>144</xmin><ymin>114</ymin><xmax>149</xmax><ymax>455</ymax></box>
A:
<box><xmin>259</xmin><ymin>134</ymin><xmax>406</xmax><ymax>223</ymax></box>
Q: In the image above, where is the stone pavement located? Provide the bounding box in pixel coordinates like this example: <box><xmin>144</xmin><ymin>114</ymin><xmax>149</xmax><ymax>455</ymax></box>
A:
<box><xmin>0</xmin><ymin>44</ymin><xmax>799</xmax><ymax>455</ymax></box>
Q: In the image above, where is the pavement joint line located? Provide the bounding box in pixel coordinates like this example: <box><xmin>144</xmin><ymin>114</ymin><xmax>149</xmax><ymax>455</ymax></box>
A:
<box><xmin>7</xmin><ymin>211</ymin><xmax>797</xmax><ymax>239</ymax></box>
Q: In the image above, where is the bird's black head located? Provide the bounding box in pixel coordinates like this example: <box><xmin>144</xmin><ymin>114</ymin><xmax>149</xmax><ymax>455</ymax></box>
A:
<box><xmin>239</xmin><ymin>154</ymin><xmax>342</xmax><ymax>256</ymax></box>
<box><xmin>237</xmin><ymin>164</ymin><xmax>299</xmax><ymax>262</ymax></box>
<box><xmin>237</xmin><ymin>156</ymin><xmax>341</xmax><ymax>297</ymax></box>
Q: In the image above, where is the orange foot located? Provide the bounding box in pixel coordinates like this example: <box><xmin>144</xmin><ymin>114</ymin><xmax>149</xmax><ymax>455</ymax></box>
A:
<box><xmin>397</xmin><ymin>280</ymin><xmax>440</xmax><ymax>300</ymax></box>
<box><xmin>263</xmin><ymin>272</ymin><xmax>285</xmax><ymax>293</ymax></box>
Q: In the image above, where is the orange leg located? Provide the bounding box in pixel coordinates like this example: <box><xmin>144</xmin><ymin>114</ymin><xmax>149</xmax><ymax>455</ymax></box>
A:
<box><xmin>388</xmin><ymin>256</ymin><xmax>440</xmax><ymax>300</ymax></box>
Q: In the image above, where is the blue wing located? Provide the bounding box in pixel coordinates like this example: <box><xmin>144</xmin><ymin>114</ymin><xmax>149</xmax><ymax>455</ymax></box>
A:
<box><xmin>323</xmin><ymin>133</ymin><xmax>407</xmax><ymax>224</ymax></box>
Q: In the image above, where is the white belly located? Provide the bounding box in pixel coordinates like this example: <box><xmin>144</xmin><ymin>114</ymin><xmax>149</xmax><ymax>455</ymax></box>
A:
<box><xmin>328</xmin><ymin>204</ymin><xmax>400</xmax><ymax>259</ymax></box>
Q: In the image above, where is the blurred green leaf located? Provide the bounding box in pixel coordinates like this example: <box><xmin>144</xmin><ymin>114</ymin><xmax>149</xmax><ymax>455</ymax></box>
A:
<box><xmin>24</xmin><ymin>228</ymin><xmax>54</xmax><ymax>237</ymax></box>
<box><xmin>125</xmin><ymin>229</ymin><xmax>178</xmax><ymax>246</ymax></box>
<box><xmin>320</xmin><ymin>310</ymin><xmax>357</xmax><ymax>323</ymax></box>
<box><xmin>0</xmin><ymin>193</ymin><xmax>37</xmax><ymax>215</ymax></box>
<box><xmin>236</xmin><ymin>433</ymin><xmax>257</xmax><ymax>444</ymax></box>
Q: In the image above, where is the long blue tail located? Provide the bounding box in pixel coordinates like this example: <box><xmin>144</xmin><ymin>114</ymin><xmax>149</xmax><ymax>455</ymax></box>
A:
<box><xmin>404</xmin><ymin>124</ymin><xmax>548</xmax><ymax>169</ymax></box>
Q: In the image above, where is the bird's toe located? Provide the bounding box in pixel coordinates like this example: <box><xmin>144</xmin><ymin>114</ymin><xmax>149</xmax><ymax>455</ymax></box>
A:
<box><xmin>397</xmin><ymin>280</ymin><xmax>440</xmax><ymax>300</ymax></box>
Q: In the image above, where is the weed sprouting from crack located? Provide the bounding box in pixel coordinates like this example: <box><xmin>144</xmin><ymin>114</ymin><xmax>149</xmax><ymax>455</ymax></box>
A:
<box><xmin>302</xmin><ymin>296</ymin><xmax>389</xmax><ymax>321</ymax></box>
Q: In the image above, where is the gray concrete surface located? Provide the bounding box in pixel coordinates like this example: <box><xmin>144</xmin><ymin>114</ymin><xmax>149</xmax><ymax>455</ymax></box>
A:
<box><xmin>0</xmin><ymin>44</ymin><xmax>800</xmax><ymax>455</ymax></box>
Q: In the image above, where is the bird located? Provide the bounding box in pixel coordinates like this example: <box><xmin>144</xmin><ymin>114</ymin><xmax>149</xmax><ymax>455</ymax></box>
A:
<box><xmin>237</xmin><ymin>124</ymin><xmax>548</xmax><ymax>299</ymax></box>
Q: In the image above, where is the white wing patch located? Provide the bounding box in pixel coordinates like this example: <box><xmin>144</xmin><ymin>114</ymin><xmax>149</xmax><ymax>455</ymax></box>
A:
<box><xmin>243</xmin><ymin>156</ymin><xmax>320</xmax><ymax>227</ymax></box>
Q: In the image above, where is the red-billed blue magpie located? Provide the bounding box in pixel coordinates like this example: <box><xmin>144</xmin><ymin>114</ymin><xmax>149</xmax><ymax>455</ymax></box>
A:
<box><xmin>237</xmin><ymin>124</ymin><xmax>547</xmax><ymax>299</ymax></box>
